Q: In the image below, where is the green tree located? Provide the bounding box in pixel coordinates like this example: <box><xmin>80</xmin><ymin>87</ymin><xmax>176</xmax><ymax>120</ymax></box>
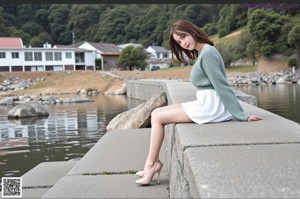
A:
<box><xmin>118</xmin><ymin>46</ymin><xmax>148</xmax><ymax>70</ymax></box>
<box><xmin>21</xmin><ymin>21</ymin><xmax>43</xmax><ymax>37</ymax></box>
<box><xmin>34</xmin><ymin>9</ymin><xmax>50</xmax><ymax>32</ymax></box>
<box><xmin>67</xmin><ymin>4</ymin><xmax>105</xmax><ymax>42</ymax></box>
<box><xmin>246</xmin><ymin>40</ymin><xmax>259</xmax><ymax>65</ymax></box>
<box><xmin>95</xmin><ymin>5</ymin><xmax>131</xmax><ymax>43</ymax></box>
<box><xmin>29</xmin><ymin>36</ymin><xmax>44</xmax><ymax>47</ymax></box>
<box><xmin>288</xmin><ymin>22</ymin><xmax>300</xmax><ymax>67</ymax></box>
<box><xmin>248</xmin><ymin>9</ymin><xmax>284</xmax><ymax>56</ymax></box>
<box><xmin>215</xmin><ymin>42</ymin><xmax>234</xmax><ymax>67</ymax></box>
<box><xmin>17</xmin><ymin>4</ymin><xmax>34</xmax><ymax>26</ymax></box>
<box><xmin>7</xmin><ymin>27</ymin><xmax>30</xmax><ymax>45</ymax></box>
<box><xmin>48</xmin><ymin>4</ymin><xmax>71</xmax><ymax>44</ymax></box>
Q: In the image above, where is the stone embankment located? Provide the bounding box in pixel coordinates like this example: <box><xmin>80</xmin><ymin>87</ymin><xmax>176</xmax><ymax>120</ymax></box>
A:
<box><xmin>227</xmin><ymin>71</ymin><xmax>300</xmax><ymax>86</ymax></box>
<box><xmin>0</xmin><ymin>76</ymin><xmax>45</xmax><ymax>91</ymax></box>
<box><xmin>0</xmin><ymin>95</ymin><xmax>94</xmax><ymax>105</ymax></box>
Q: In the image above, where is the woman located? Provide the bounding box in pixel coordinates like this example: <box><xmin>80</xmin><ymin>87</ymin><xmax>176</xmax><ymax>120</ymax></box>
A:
<box><xmin>135</xmin><ymin>20</ymin><xmax>262</xmax><ymax>186</ymax></box>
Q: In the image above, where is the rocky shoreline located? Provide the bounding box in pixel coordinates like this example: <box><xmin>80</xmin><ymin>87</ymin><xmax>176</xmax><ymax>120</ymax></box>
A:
<box><xmin>0</xmin><ymin>70</ymin><xmax>299</xmax><ymax>106</ymax></box>
<box><xmin>227</xmin><ymin>71</ymin><xmax>300</xmax><ymax>86</ymax></box>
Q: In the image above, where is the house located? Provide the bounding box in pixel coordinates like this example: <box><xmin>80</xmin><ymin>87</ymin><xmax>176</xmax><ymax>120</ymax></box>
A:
<box><xmin>0</xmin><ymin>37</ymin><xmax>23</xmax><ymax>48</ymax></box>
<box><xmin>118</xmin><ymin>43</ymin><xmax>143</xmax><ymax>49</ymax></box>
<box><xmin>146</xmin><ymin>45</ymin><xmax>172</xmax><ymax>59</ymax></box>
<box><xmin>0</xmin><ymin>37</ymin><xmax>80</xmax><ymax>72</ymax></box>
<box><xmin>147</xmin><ymin>57</ymin><xmax>173</xmax><ymax>71</ymax></box>
<box><xmin>54</xmin><ymin>43</ymin><xmax>96</xmax><ymax>70</ymax></box>
<box><xmin>76</xmin><ymin>42</ymin><xmax>121</xmax><ymax>71</ymax></box>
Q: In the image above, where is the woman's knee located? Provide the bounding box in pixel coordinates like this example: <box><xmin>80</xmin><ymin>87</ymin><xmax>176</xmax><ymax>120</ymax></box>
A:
<box><xmin>151</xmin><ymin>107</ymin><xmax>164</xmax><ymax>123</ymax></box>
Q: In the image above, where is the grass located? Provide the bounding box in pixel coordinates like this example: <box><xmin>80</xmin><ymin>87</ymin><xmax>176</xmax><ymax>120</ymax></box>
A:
<box><xmin>160</xmin><ymin>65</ymin><xmax>257</xmax><ymax>73</ymax></box>
<box><xmin>159</xmin><ymin>66</ymin><xmax>192</xmax><ymax>71</ymax></box>
<box><xmin>30</xmin><ymin>81</ymin><xmax>54</xmax><ymax>89</ymax></box>
<box><xmin>226</xmin><ymin>65</ymin><xmax>257</xmax><ymax>73</ymax></box>
<box><xmin>8</xmin><ymin>70</ymin><xmax>124</xmax><ymax>95</ymax></box>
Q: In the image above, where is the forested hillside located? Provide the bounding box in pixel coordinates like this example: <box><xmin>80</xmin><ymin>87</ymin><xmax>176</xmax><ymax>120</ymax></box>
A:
<box><xmin>1</xmin><ymin>4</ymin><xmax>300</xmax><ymax>65</ymax></box>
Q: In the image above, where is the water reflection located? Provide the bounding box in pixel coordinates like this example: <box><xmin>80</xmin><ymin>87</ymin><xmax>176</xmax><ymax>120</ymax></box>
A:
<box><xmin>235</xmin><ymin>84</ymin><xmax>300</xmax><ymax>124</ymax></box>
<box><xmin>0</xmin><ymin>94</ymin><xmax>143</xmax><ymax>177</ymax></box>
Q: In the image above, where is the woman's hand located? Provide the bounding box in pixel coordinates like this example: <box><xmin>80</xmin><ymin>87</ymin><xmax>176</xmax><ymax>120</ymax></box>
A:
<box><xmin>247</xmin><ymin>115</ymin><xmax>262</xmax><ymax>121</ymax></box>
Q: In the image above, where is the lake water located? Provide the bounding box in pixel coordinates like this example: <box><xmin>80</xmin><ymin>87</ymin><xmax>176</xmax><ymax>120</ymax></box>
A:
<box><xmin>234</xmin><ymin>84</ymin><xmax>300</xmax><ymax>124</ymax></box>
<box><xmin>0</xmin><ymin>84</ymin><xmax>299</xmax><ymax>178</ymax></box>
<box><xmin>0</xmin><ymin>94</ymin><xmax>144</xmax><ymax>178</ymax></box>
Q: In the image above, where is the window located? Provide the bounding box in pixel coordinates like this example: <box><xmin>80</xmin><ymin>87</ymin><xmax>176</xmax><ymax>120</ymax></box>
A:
<box><xmin>12</xmin><ymin>52</ymin><xmax>19</xmax><ymax>59</ymax></box>
<box><xmin>54</xmin><ymin>52</ymin><xmax>62</xmax><ymax>61</ymax></box>
<box><xmin>34</xmin><ymin>52</ymin><xmax>42</xmax><ymax>61</ymax></box>
<box><xmin>66</xmin><ymin>52</ymin><xmax>72</xmax><ymax>59</ymax></box>
<box><xmin>25</xmin><ymin>52</ymin><xmax>33</xmax><ymax>61</ymax></box>
<box><xmin>45</xmin><ymin>52</ymin><xmax>53</xmax><ymax>61</ymax></box>
<box><xmin>0</xmin><ymin>52</ymin><xmax>6</xmax><ymax>58</ymax></box>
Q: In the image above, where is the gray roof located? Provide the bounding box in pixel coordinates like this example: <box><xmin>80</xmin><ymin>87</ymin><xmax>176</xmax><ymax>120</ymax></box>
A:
<box><xmin>88</xmin><ymin>42</ymin><xmax>121</xmax><ymax>53</ymax></box>
<box><xmin>55</xmin><ymin>41</ymin><xmax>85</xmax><ymax>48</ymax></box>
<box><xmin>118</xmin><ymin>43</ymin><xmax>144</xmax><ymax>49</ymax></box>
<box><xmin>149</xmin><ymin>46</ymin><xmax>169</xmax><ymax>53</ymax></box>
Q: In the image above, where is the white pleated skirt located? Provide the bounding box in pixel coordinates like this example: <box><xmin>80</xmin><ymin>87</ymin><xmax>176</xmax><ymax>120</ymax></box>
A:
<box><xmin>181</xmin><ymin>89</ymin><xmax>232</xmax><ymax>125</ymax></box>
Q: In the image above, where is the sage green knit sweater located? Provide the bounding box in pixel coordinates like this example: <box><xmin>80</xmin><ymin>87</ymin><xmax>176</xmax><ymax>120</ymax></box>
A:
<box><xmin>190</xmin><ymin>45</ymin><xmax>249</xmax><ymax>121</ymax></box>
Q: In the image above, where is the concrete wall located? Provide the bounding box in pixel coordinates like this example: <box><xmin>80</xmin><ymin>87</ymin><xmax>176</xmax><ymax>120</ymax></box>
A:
<box><xmin>127</xmin><ymin>79</ymin><xmax>300</xmax><ymax>198</ymax></box>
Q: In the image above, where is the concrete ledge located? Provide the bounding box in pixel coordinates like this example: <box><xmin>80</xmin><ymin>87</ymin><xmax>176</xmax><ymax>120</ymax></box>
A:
<box><xmin>67</xmin><ymin>128</ymin><xmax>166</xmax><ymax>175</ymax></box>
<box><xmin>127</xmin><ymin>79</ymin><xmax>300</xmax><ymax>198</ymax></box>
<box><xmin>42</xmin><ymin>175</ymin><xmax>169</xmax><ymax>198</ymax></box>
<box><xmin>185</xmin><ymin>144</ymin><xmax>300</xmax><ymax>198</ymax></box>
<box><xmin>18</xmin><ymin>160</ymin><xmax>78</xmax><ymax>198</ymax></box>
<box><xmin>42</xmin><ymin>128</ymin><xmax>169</xmax><ymax>198</ymax></box>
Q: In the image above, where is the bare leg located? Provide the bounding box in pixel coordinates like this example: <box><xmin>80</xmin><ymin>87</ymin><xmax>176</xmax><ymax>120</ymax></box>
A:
<box><xmin>135</xmin><ymin>104</ymin><xmax>192</xmax><ymax>184</ymax></box>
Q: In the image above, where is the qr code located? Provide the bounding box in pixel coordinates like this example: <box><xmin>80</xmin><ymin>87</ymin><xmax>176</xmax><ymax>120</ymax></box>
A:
<box><xmin>1</xmin><ymin>177</ymin><xmax>22</xmax><ymax>197</ymax></box>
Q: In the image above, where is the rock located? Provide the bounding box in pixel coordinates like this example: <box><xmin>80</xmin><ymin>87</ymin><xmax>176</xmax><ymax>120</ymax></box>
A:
<box><xmin>7</xmin><ymin>101</ymin><xmax>49</xmax><ymax>118</ymax></box>
<box><xmin>105</xmin><ymin>83</ymin><xmax>126</xmax><ymax>95</ymax></box>
<box><xmin>114</xmin><ymin>83</ymin><xmax>126</xmax><ymax>95</ymax></box>
<box><xmin>70</xmin><ymin>97</ymin><xmax>94</xmax><ymax>103</ymax></box>
<box><xmin>0</xmin><ymin>97</ymin><xmax>15</xmax><ymax>105</ymax></box>
<box><xmin>9</xmin><ymin>116</ymin><xmax>47</xmax><ymax>125</ymax></box>
<box><xmin>276</xmin><ymin>77</ymin><xmax>287</xmax><ymax>84</ymax></box>
<box><xmin>234</xmin><ymin>90</ymin><xmax>257</xmax><ymax>106</ymax></box>
<box><xmin>106</xmin><ymin>92</ymin><xmax>167</xmax><ymax>131</ymax></box>
<box><xmin>78</xmin><ymin>89</ymin><xmax>88</xmax><ymax>95</ymax></box>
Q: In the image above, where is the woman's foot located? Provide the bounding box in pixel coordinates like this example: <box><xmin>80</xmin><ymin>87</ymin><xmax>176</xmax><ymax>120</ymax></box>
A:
<box><xmin>135</xmin><ymin>170</ymin><xmax>144</xmax><ymax>177</ymax></box>
<box><xmin>135</xmin><ymin>160</ymin><xmax>163</xmax><ymax>178</ymax></box>
<box><xmin>135</xmin><ymin>160</ymin><xmax>163</xmax><ymax>185</ymax></box>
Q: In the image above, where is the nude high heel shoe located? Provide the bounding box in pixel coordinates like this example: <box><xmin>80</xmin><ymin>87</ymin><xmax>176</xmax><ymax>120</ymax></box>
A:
<box><xmin>135</xmin><ymin>170</ymin><xmax>144</xmax><ymax>177</ymax></box>
<box><xmin>135</xmin><ymin>160</ymin><xmax>163</xmax><ymax>185</ymax></box>
<box><xmin>135</xmin><ymin>160</ymin><xmax>163</xmax><ymax>178</ymax></box>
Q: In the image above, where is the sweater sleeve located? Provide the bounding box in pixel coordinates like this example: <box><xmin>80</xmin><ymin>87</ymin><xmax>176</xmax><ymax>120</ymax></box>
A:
<box><xmin>200</xmin><ymin>50</ymin><xmax>249</xmax><ymax>121</ymax></box>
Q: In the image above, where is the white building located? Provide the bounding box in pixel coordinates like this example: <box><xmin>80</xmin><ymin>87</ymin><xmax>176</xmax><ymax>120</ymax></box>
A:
<box><xmin>146</xmin><ymin>46</ymin><xmax>172</xmax><ymax>59</ymax></box>
<box><xmin>0</xmin><ymin>37</ymin><xmax>96</xmax><ymax>72</ymax></box>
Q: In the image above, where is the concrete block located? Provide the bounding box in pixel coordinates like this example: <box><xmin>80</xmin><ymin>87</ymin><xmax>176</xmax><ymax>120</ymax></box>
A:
<box><xmin>184</xmin><ymin>144</ymin><xmax>300</xmax><ymax>198</ymax></box>
<box><xmin>42</xmin><ymin>174</ymin><xmax>169</xmax><ymax>198</ymax></box>
<box><xmin>22</xmin><ymin>160</ymin><xmax>78</xmax><ymax>187</ymax></box>
<box><xmin>68</xmin><ymin>128</ymin><xmax>167</xmax><ymax>175</ymax></box>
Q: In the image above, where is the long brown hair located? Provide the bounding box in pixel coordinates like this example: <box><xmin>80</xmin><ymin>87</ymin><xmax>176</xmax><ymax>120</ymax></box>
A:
<box><xmin>168</xmin><ymin>20</ymin><xmax>214</xmax><ymax>63</ymax></box>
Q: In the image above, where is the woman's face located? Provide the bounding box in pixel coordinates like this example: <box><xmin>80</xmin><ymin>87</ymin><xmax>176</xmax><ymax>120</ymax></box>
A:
<box><xmin>172</xmin><ymin>31</ymin><xmax>196</xmax><ymax>51</ymax></box>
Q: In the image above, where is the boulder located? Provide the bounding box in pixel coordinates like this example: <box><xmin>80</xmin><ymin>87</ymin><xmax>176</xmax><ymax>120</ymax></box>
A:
<box><xmin>70</xmin><ymin>97</ymin><xmax>94</xmax><ymax>103</ymax></box>
<box><xmin>276</xmin><ymin>76</ymin><xmax>287</xmax><ymax>84</ymax></box>
<box><xmin>234</xmin><ymin>90</ymin><xmax>257</xmax><ymax>106</ymax></box>
<box><xmin>0</xmin><ymin>97</ymin><xmax>15</xmax><ymax>105</ymax></box>
<box><xmin>105</xmin><ymin>83</ymin><xmax>126</xmax><ymax>95</ymax></box>
<box><xmin>7</xmin><ymin>101</ymin><xmax>49</xmax><ymax>118</ymax></box>
<box><xmin>106</xmin><ymin>92</ymin><xmax>167</xmax><ymax>131</ymax></box>
<box><xmin>113</xmin><ymin>83</ymin><xmax>126</xmax><ymax>95</ymax></box>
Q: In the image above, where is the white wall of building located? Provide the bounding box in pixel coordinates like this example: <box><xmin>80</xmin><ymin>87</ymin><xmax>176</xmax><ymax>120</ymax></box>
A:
<box><xmin>0</xmin><ymin>47</ymin><xmax>99</xmax><ymax>71</ymax></box>
<box><xmin>0</xmin><ymin>48</ymin><xmax>75</xmax><ymax>67</ymax></box>
<box><xmin>85</xmin><ymin>52</ymin><xmax>96</xmax><ymax>67</ymax></box>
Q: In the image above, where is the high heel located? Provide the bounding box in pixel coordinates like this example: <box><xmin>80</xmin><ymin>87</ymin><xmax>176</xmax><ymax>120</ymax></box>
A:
<box><xmin>136</xmin><ymin>160</ymin><xmax>163</xmax><ymax>178</ymax></box>
<box><xmin>135</xmin><ymin>160</ymin><xmax>163</xmax><ymax>185</ymax></box>
<box><xmin>136</xmin><ymin>170</ymin><xmax>143</xmax><ymax>177</ymax></box>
